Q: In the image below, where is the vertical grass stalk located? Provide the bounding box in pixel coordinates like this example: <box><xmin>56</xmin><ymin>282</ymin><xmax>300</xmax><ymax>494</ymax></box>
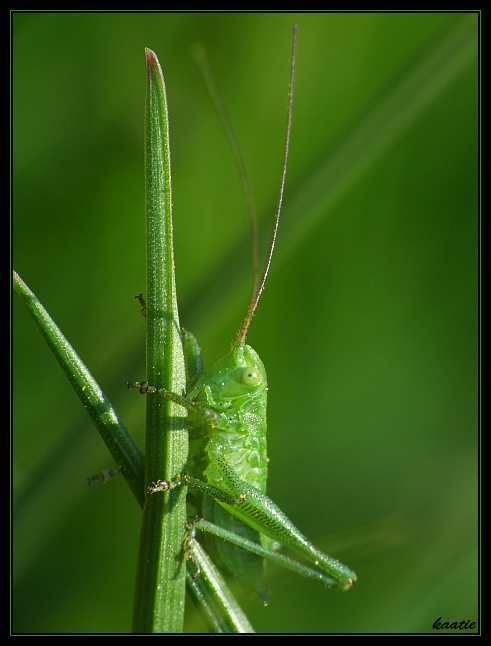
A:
<box><xmin>131</xmin><ymin>49</ymin><xmax>188</xmax><ymax>634</ymax></box>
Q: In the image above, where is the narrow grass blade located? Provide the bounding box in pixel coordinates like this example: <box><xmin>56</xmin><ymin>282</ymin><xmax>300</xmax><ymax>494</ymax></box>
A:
<box><xmin>185</xmin><ymin>544</ymin><xmax>255</xmax><ymax>634</ymax></box>
<box><xmin>12</xmin><ymin>270</ymin><xmax>145</xmax><ymax>506</ymax></box>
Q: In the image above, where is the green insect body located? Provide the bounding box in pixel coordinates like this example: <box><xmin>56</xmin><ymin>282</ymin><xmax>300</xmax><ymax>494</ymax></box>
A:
<box><xmin>185</xmin><ymin>341</ymin><xmax>270</xmax><ymax>594</ymax></box>
<box><xmin>187</xmin><ymin>345</ymin><xmax>268</xmax><ymax>494</ymax></box>
<box><xmin>130</xmin><ymin>23</ymin><xmax>357</xmax><ymax>596</ymax></box>
<box><xmin>136</xmin><ymin>335</ymin><xmax>357</xmax><ymax>593</ymax></box>
<box><xmin>190</xmin><ymin>346</ymin><xmax>357</xmax><ymax>591</ymax></box>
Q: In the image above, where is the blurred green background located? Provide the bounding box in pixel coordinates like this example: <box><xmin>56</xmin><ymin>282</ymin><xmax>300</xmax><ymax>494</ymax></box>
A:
<box><xmin>12</xmin><ymin>12</ymin><xmax>478</xmax><ymax>634</ymax></box>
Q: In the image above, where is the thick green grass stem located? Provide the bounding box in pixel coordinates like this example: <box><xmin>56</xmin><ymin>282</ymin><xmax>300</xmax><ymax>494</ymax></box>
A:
<box><xmin>131</xmin><ymin>49</ymin><xmax>189</xmax><ymax>634</ymax></box>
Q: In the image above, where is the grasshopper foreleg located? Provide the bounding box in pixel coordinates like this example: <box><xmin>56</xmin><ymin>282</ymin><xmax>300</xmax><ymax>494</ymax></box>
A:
<box><xmin>127</xmin><ymin>380</ymin><xmax>221</xmax><ymax>425</ymax></box>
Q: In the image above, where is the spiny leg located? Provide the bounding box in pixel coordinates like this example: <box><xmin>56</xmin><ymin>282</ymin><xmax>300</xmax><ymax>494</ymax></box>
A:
<box><xmin>147</xmin><ymin>472</ymin><xmax>246</xmax><ymax>508</ymax></box>
<box><xmin>147</xmin><ymin>459</ymin><xmax>355</xmax><ymax>590</ymax></box>
<box><xmin>148</xmin><ymin>473</ymin><xmax>350</xmax><ymax>590</ymax></box>
<box><xmin>127</xmin><ymin>380</ymin><xmax>221</xmax><ymax>425</ymax></box>
<box><xmin>192</xmin><ymin>455</ymin><xmax>357</xmax><ymax>590</ymax></box>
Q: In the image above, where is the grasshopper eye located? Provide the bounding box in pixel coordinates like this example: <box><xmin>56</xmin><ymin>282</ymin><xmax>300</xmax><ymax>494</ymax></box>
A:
<box><xmin>238</xmin><ymin>367</ymin><xmax>262</xmax><ymax>386</ymax></box>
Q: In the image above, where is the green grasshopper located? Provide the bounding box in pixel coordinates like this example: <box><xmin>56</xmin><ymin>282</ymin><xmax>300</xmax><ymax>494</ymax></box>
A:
<box><xmin>128</xmin><ymin>24</ymin><xmax>356</xmax><ymax>598</ymax></box>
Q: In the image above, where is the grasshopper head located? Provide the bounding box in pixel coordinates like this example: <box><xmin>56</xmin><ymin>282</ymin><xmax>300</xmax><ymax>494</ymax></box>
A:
<box><xmin>206</xmin><ymin>344</ymin><xmax>267</xmax><ymax>401</ymax></box>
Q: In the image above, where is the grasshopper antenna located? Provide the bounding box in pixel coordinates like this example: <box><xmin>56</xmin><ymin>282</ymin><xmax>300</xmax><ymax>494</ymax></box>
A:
<box><xmin>234</xmin><ymin>23</ymin><xmax>296</xmax><ymax>348</ymax></box>
<box><xmin>192</xmin><ymin>24</ymin><xmax>296</xmax><ymax>350</ymax></box>
<box><xmin>191</xmin><ymin>41</ymin><xmax>261</xmax><ymax>314</ymax></box>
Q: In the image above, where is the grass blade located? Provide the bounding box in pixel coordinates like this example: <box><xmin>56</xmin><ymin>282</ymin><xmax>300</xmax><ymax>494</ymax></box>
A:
<box><xmin>131</xmin><ymin>49</ymin><xmax>188</xmax><ymax>634</ymax></box>
<box><xmin>12</xmin><ymin>270</ymin><xmax>145</xmax><ymax>506</ymax></box>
